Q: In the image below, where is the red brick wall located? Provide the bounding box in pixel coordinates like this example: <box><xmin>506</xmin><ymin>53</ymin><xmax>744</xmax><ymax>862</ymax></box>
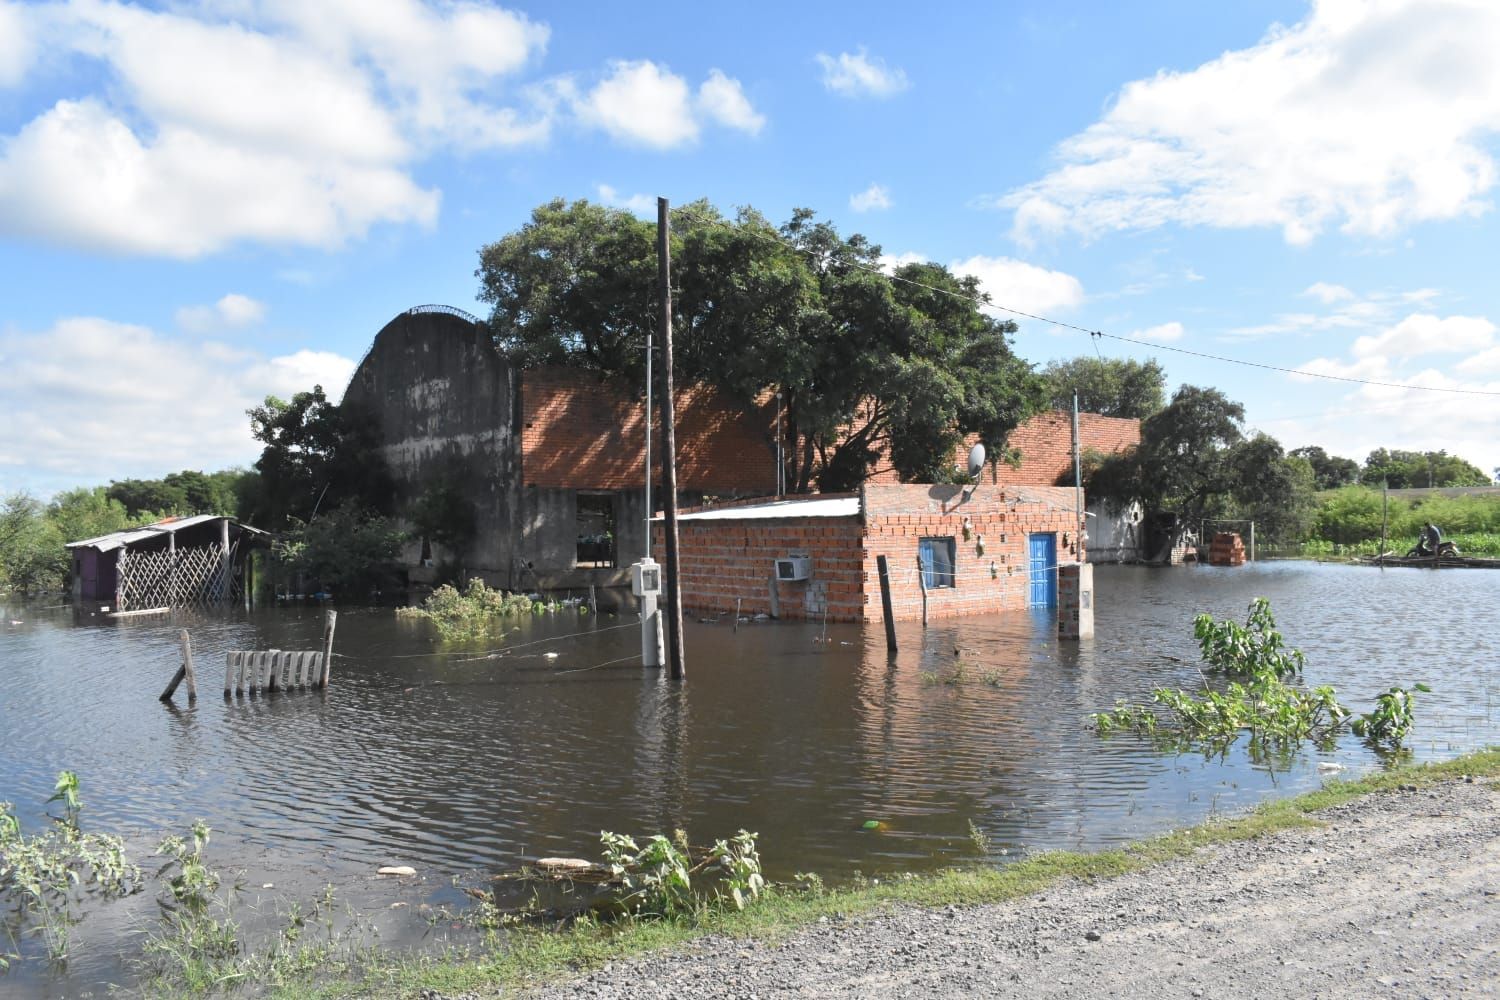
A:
<box><xmin>657</xmin><ymin>484</ymin><xmax>1084</xmax><ymax>624</ymax></box>
<box><xmin>863</xmin><ymin>411</ymin><xmax>1140</xmax><ymax>486</ymax></box>
<box><xmin>520</xmin><ymin>368</ymin><xmax>777</xmax><ymax>492</ymax></box>
<box><xmin>663</xmin><ymin>515</ymin><xmax>867</xmax><ymax>622</ymax></box>
<box><xmin>861</xmin><ymin>483</ymin><xmax>1082</xmax><ymax>622</ymax></box>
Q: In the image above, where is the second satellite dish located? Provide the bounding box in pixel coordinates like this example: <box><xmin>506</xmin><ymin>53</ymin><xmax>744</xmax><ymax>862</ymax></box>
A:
<box><xmin>967</xmin><ymin>443</ymin><xmax>986</xmax><ymax>479</ymax></box>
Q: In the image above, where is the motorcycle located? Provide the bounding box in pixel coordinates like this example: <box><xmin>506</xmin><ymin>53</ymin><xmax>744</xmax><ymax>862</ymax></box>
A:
<box><xmin>1404</xmin><ymin>540</ymin><xmax>1460</xmax><ymax>559</ymax></box>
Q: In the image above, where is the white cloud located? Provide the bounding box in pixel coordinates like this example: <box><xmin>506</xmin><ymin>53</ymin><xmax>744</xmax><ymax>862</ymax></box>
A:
<box><xmin>596</xmin><ymin>183</ymin><xmax>656</xmax><ymax>216</ymax></box>
<box><xmin>949</xmin><ymin>255</ymin><xmax>1085</xmax><ymax>316</ymax></box>
<box><xmin>575</xmin><ymin>61</ymin><xmax>764</xmax><ymax>149</ymax></box>
<box><xmin>0</xmin><ymin>1</ymin><xmax>34</xmax><ymax>88</ymax></box>
<box><xmin>1004</xmin><ymin>0</ymin><xmax>1500</xmax><ymax>245</ymax></box>
<box><xmin>577</xmin><ymin>60</ymin><xmax>698</xmax><ymax>148</ymax></box>
<box><xmin>0</xmin><ymin>317</ymin><xmax>356</xmax><ymax>495</ymax></box>
<box><xmin>1265</xmin><ymin>378</ymin><xmax>1500</xmax><ymax>482</ymax></box>
<box><xmin>1304</xmin><ymin>281</ymin><xmax>1356</xmax><ymax>304</ymax></box>
<box><xmin>1130</xmin><ymin>321</ymin><xmax>1184</xmax><ymax>343</ymax></box>
<box><xmin>176</xmin><ymin>294</ymin><xmax>268</xmax><ymax>333</ymax></box>
<box><xmin>816</xmin><ymin>47</ymin><xmax>909</xmax><ymax>98</ymax></box>
<box><xmin>696</xmin><ymin>69</ymin><xmax>764</xmax><ymax>135</ymax></box>
<box><xmin>1351</xmin><ymin>313</ymin><xmax>1496</xmax><ymax>361</ymax></box>
<box><xmin>878</xmin><ymin>251</ymin><xmax>927</xmax><ymax>274</ymax></box>
<box><xmin>0</xmin><ymin>98</ymin><xmax>440</xmax><ymax>257</ymax></box>
<box><xmin>850</xmin><ymin>182</ymin><xmax>892</xmax><ymax>213</ymax></box>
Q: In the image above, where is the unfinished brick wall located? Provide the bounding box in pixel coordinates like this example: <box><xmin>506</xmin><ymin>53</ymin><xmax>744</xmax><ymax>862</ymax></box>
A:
<box><xmin>519</xmin><ymin>368</ymin><xmax>777</xmax><ymax>493</ymax></box>
<box><xmin>660</xmin><ymin>514</ymin><xmax>866</xmax><ymax>622</ymax></box>
<box><xmin>861</xmin><ymin>483</ymin><xmax>1082</xmax><ymax>622</ymax></box>
<box><xmin>863</xmin><ymin>411</ymin><xmax>1140</xmax><ymax>486</ymax></box>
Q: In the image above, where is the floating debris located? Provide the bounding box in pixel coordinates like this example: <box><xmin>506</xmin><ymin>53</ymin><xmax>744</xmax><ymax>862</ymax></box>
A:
<box><xmin>377</xmin><ymin>865</ymin><xmax>417</xmax><ymax>877</ymax></box>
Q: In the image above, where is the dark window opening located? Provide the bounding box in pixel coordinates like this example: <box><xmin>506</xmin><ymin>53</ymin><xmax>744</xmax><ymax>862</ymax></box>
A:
<box><xmin>918</xmin><ymin>536</ymin><xmax>956</xmax><ymax>589</ymax></box>
<box><xmin>576</xmin><ymin>493</ymin><xmax>617</xmax><ymax>568</ymax></box>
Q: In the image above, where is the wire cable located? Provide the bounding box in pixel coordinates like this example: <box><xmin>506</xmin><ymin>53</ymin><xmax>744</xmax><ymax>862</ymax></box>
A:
<box><xmin>670</xmin><ymin>206</ymin><xmax>1500</xmax><ymax>398</ymax></box>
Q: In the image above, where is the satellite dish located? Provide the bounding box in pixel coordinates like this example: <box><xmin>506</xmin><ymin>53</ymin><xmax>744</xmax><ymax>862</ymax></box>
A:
<box><xmin>967</xmin><ymin>443</ymin><xmax>987</xmax><ymax>479</ymax></box>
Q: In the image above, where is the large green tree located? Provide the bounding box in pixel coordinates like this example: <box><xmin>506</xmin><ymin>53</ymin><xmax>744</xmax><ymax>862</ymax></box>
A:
<box><xmin>1361</xmin><ymin>448</ymin><xmax>1491</xmax><ymax>488</ymax></box>
<box><xmin>1288</xmin><ymin>446</ymin><xmax>1360</xmax><ymax>490</ymax></box>
<box><xmin>0</xmin><ymin>493</ymin><xmax>64</xmax><ymax>593</ymax></box>
<box><xmin>476</xmin><ymin>199</ymin><xmax>1042</xmax><ymax>493</ymax></box>
<box><xmin>1089</xmin><ymin>386</ymin><xmax>1315</xmax><ymax>551</ymax></box>
<box><xmin>246</xmin><ymin>387</ymin><xmax>393</xmax><ymax>531</ymax></box>
<box><xmin>1039</xmin><ymin>356</ymin><xmax>1166</xmax><ymax>419</ymax></box>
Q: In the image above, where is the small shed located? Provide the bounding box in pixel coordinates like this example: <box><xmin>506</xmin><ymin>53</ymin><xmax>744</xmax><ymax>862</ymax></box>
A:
<box><xmin>657</xmin><ymin>483</ymin><xmax>1084</xmax><ymax>623</ymax></box>
<box><xmin>66</xmin><ymin>515</ymin><xmax>270</xmax><ymax>609</ymax></box>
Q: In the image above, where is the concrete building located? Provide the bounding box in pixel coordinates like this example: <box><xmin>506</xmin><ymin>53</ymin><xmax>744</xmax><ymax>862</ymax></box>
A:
<box><xmin>659</xmin><ymin>483</ymin><xmax>1084</xmax><ymax>623</ymax></box>
<box><xmin>344</xmin><ymin>305</ymin><xmax>1143</xmax><ymax>590</ymax></box>
<box><xmin>343</xmin><ymin>306</ymin><xmax>776</xmax><ymax>590</ymax></box>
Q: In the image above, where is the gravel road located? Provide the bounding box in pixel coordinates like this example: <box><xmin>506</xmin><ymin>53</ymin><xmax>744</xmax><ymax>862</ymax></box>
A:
<box><xmin>507</xmin><ymin>776</ymin><xmax>1499</xmax><ymax>999</ymax></box>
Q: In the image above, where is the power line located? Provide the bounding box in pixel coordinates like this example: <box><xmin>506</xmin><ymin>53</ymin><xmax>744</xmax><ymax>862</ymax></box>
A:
<box><xmin>670</xmin><ymin>206</ymin><xmax>1500</xmax><ymax>399</ymax></box>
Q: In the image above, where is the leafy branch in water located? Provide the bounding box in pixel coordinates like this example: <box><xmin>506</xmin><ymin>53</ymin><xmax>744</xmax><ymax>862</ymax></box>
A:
<box><xmin>1092</xmin><ymin>598</ymin><xmax>1427</xmax><ymax>755</ymax></box>
<box><xmin>0</xmin><ymin>772</ymin><xmax>140</xmax><ymax>968</ymax></box>
<box><xmin>396</xmin><ymin>577</ymin><xmax>549</xmax><ymax>638</ymax></box>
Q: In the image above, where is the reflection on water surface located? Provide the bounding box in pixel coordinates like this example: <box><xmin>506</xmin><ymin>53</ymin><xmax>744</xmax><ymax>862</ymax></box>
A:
<box><xmin>2</xmin><ymin>562</ymin><xmax>1497</xmax><ymax>991</ymax></box>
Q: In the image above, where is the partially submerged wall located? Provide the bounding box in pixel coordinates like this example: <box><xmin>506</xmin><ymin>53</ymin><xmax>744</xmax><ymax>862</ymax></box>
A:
<box><xmin>861</xmin><ymin>483</ymin><xmax>1081</xmax><ymax>622</ymax></box>
<box><xmin>343</xmin><ymin>310</ymin><xmax>519</xmax><ymax>585</ymax></box>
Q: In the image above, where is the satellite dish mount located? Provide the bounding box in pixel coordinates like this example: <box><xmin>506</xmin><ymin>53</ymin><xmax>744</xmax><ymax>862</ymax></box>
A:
<box><xmin>963</xmin><ymin>443</ymin><xmax>986</xmax><ymax>497</ymax></box>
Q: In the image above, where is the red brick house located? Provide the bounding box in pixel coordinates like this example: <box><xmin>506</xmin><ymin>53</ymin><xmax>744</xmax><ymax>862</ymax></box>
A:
<box><xmin>659</xmin><ymin>483</ymin><xmax>1083</xmax><ymax>623</ymax></box>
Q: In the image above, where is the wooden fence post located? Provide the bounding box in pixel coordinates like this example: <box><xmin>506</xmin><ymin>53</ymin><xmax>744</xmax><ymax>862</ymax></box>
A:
<box><xmin>877</xmin><ymin>555</ymin><xmax>898</xmax><ymax>652</ymax></box>
<box><xmin>319</xmin><ymin>610</ymin><xmax>337</xmax><ymax>688</ymax></box>
<box><xmin>159</xmin><ymin>629</ymin><xmax>196</xmax><ymax>703</ymax></box>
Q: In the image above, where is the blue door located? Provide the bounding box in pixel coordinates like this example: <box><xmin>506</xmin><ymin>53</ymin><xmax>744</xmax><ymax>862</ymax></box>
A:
<box><xmin>1028</xmin><ymin>533</ymin><xmax>1057</xmax><ymax>608</ymax></box>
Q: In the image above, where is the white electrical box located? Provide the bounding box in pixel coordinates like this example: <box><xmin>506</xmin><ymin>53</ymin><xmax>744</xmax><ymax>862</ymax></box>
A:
<box><xmin>631</xmin><ymin>557</ymin><xmax>662</xmax><ymax>596</ymax></box>
<box><xmin>774</xmin><ymin>555</ymin><xmax>811</xmax><ymax>582</ymax></box>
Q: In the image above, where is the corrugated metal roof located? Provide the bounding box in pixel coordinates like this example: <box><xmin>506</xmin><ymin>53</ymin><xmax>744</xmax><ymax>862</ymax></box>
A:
<box><xmin>66</xmin><ymin>515</ymin><xmax>268</xmax><ymax>552</ymax></box>
<box><xmin>667</xmin><ymin>497</ymin><xmax>861</xmax><ymax>522</ymax></box>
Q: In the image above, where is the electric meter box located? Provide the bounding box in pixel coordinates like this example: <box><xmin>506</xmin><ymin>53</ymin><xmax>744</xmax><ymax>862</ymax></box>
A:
<box><xmin>631</xmin><ymin>557</ymin><xmax>662</xmax><ymax>596</ymax></box>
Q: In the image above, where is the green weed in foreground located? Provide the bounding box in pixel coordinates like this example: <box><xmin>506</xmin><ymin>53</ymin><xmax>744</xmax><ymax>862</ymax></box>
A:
<box><xmin>0</xmin><ymin>772</ymin><xmax>140</xmax><ymax>968</ymax></box>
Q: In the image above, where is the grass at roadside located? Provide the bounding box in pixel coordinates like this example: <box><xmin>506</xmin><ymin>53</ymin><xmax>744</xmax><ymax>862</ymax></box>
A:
<box><xmin>246</xmin><ymin>747</ymin><xmax>1500</xmax><ymax>1000</ymax></box>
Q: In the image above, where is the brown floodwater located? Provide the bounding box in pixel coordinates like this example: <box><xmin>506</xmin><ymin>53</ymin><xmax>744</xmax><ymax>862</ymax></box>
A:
<box><xmin>2</xmin><ymin>561</ymin><xmax>1497</xmax><ymax>994</ymax></box>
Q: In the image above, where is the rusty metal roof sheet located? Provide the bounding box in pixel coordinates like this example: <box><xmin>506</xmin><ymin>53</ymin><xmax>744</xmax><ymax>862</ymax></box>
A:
<box><xmin>66</xmin><ymin>515</ymin><xmax>269</xmax><ymax>552</ymax></box>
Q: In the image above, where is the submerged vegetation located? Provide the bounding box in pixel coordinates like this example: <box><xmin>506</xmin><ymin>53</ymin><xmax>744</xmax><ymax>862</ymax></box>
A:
<box><xmin>0</xmin><ymin>772</ymin><xmax>139</xmax><ymax>969</ymax></box>
<box><xmin>1092</xmin><ymin>598</ymin><xmax>1427</xmax><ymax>755</ymax></box>
<box><xmin>396</xmin><ymin>577</ymin><xmax>572</xmax><ymax>638</ymax></box>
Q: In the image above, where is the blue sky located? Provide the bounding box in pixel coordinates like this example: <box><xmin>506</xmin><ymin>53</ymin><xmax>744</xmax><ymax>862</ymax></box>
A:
<box><xmin>3</xmin><ymin>0</ymin><xmax>1499</xmax><ymax>497</ymax></box>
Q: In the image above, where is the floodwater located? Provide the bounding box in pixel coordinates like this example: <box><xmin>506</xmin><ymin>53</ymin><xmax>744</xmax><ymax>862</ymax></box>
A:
<box><xmin>2</xmin><ymin>562</ymin><xmax>1498</xmax><ymax>993</ymax></box>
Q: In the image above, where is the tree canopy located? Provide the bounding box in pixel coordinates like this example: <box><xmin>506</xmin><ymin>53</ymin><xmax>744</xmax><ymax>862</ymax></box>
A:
<box><xmin>476</xmin><ymin>199</ymin><xmax>1043</xmax><ymax>492</ymax></box>
<box><xmin>245</xmin><ymin>386</ymin><xmax>393</xmax><ymax>531</ymax></box>
<box><xmin>1360</xmin><ymin>448</ymin><xmax>1491</xmax><ymax>489</ymax></box>
<box><xmin>1287</xmin><ymin>446</ymin><xmax>1360</xmax><ymax>490</ymax></box>
<box><xmin>1088</xmin><ymin>385</ymin><xmax>1315</xmax><ymax>550</ymax></box>
<box><xmin>1039</xmin><ymin>356</ymin><xmax>1166</xmax><ymax>419</ymax></box>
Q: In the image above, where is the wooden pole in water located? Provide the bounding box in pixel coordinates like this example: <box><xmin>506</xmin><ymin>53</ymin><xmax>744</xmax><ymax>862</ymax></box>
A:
<box><xmin>877</xmin><ymin>554</ymin><xmax>898</xmax><ymax>652</ymax></box>
<box><xmin>319</xmin><ymin>610</ymin><xmax>337</xmax><ymax>688</ymax></box>
<box><xmin>1381</xmin><ymin>481</ymin><xmax>1389</xmax><ymax>565</ymax></box>
<box><xmin>159</xmin><ymin>629</ymin><xmax>196</xmax><ymax>703</ymax></box>
<box><xmin>735</xmin><ymin>597</ymin><xmax>742</xmax><ymax>632</ymax></box>
<box><xmin>657</xmin><ymin>196</ymin><xmax>686</xmax><ymax>682</ymax></box>
<box><xmin>917</xmin><ymin>557</ymin><xmax>928</xmax><ymax>626</ymax></box>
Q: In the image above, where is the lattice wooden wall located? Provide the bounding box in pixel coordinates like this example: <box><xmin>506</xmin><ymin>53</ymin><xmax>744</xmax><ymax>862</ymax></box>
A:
<box><xmin>119</xmin><ymin>544</ymin><xmax>235</xmax><ymax>610</ymax></box>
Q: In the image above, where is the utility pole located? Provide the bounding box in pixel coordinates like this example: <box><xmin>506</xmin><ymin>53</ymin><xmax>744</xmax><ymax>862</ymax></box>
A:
<box><xmin>1072</xmin><ymin>391</ymin><xmax>1084</xmax><ymax>559</ymax></box>
<box><xmin>657</xmin><ymin>197</ymin><xmax>686</xmax><ymax>681</ymax></box>
<box><xmin>644</xmin><ymin>301</ymin><xmax>654</xmax><ymax>559</ymax></box>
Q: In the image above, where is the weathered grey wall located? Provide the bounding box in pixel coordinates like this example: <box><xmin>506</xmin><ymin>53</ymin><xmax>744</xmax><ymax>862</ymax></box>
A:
<box><xmin>343</xmin><ymin>311</ymin><xmax>519</xmax><ymax>586</ymax></box>
<box><xmin>518</xmin><ymin>487</ymin><xmax>576</xmax><ymax>572</ymax></box>
<box><xmin>1086</xmin><ymin>499</ymin><xmax>1144</xmax><ymax>563</ymax></box>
